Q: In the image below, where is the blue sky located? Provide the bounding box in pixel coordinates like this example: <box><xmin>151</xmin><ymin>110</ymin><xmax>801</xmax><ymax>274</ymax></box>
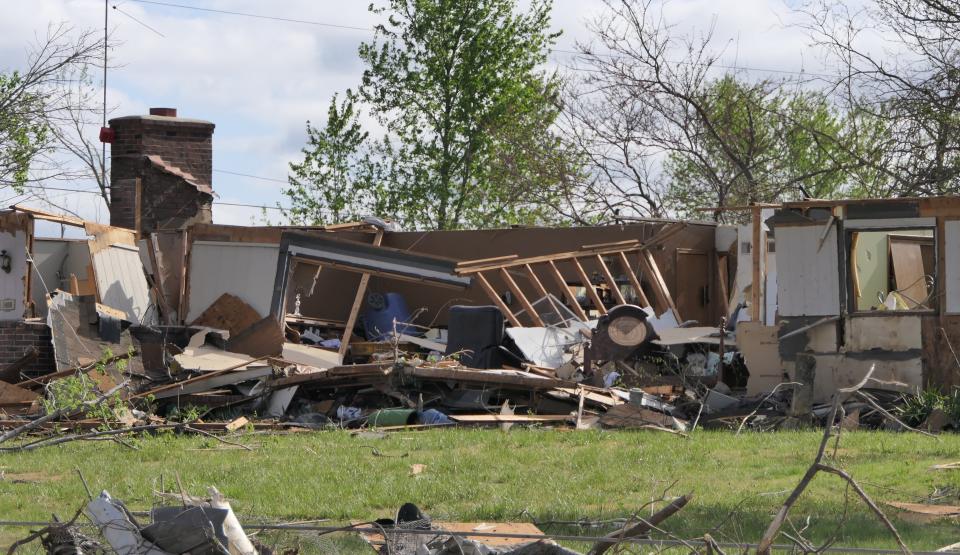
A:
<box><xmin>1</xmin><ymin>0</ymin><xmax>828</xmax><ymax>236</ymax></box>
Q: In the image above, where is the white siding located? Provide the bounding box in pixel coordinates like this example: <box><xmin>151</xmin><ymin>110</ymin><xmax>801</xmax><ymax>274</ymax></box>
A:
<box><xmin>185</xmin><ymin>241</ymin><xmax>279</xmax><ymax>323</ymax></box>
<box><xmin>91</xmin><ymin>243</ymin><xmax>154</xmax><ymax>324</ymax></box>
<box><xmin>776</xmin><ymin>224</ymin><xmax>841</xmax><ymax>316</ymax></box>
<box><xmin>0</xmin><ymin>230</ymin><xmax>28</xmax><ymax>320</ymax></box>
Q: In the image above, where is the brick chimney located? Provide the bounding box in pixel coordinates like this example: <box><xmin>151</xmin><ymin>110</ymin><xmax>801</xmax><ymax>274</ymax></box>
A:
<box><xmin>108</xmin><ymin>108</ymin><xmax>215</xmax><ymax>233</ymax></box>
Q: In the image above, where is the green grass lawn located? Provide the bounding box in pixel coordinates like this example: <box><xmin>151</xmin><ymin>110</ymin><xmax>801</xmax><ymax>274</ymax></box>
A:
<box><xmin>1</xmin><ymin>429</ymin><xmax>959</xmax><ymax>553</ymax></box>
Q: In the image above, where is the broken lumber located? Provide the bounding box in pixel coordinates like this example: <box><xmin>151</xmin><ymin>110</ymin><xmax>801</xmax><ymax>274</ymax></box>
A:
<box><xmin>587</xmin><ymin>493</ymin><xmax>693</xmax><ymax>555</ymax></box>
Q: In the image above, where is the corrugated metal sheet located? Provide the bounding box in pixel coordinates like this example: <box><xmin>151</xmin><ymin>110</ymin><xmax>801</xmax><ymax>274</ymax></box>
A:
<box><xmin>91</xmin><ymin>243</ymin><xmax>154</xmax><ymax>324</ymax></box>
<box><xmin>775</xmin><ymin>224</ymin><xmax>840</xmax><ymax>317</ymax></box>
<box><xmin>186</xmin><ymin>241</ymin><xmax>279</xmax><ymax>323</ymax></box>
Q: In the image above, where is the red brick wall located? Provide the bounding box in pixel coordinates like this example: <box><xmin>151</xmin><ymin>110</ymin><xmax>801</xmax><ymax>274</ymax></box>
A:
<box><xmin>0</xmin><ymin>321</ymin><xmax>55</xmax><ymax>378</ymax></box>
<box><xmin>108</xmin><ymin>115</ymin><xmax>215</xmax><ymax>231</ymax></box>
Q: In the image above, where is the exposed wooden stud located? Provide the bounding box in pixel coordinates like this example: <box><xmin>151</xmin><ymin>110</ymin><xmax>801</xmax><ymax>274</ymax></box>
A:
<box><xmin>499</xmin><ymin>268</ymin><xmax>544</xmax><ymax>326</ymax></box>
<box><xmin>571</xmin><ymin>257</ymin><xmax>607</xmax><ymax>316</ymax></box>
<box><xmin>595</xmin><ymin>254</ymin><xmax>626</xmax><ymax>305</ymax></box>
<box><xmin>716</xmin><ymin>253</ymin><xmax>729</xmax><ymax>316</ymax></box>
<box><xmin>476</xmin><ymin>272</ymin><xmax>522</xmax><ymax>327</ymax></box>
<box><xmin>134</xmin><ymin>177</ymin><xmax>142</xmax><ymax>240</ymax></box>
<box><xmin>638</xmin><ymin>250</ymin><xmax>679</xmax><ymax>319</ymax></box>
<box><xmin>338</xmin><ymin>230</ymin><xmax>384</xmax><ymax>361</ymax></box>
<box><xmin>546</xmin><ymin>261</ymin><xmax>588</xmax><ymax>321</ymax></box>
<box><xmin>938</xmin><ymin>216</ymin><xmax>947</xmax><ymax>321</ymax></box>
<box><xmin>618</xmin><ymin>251</ymin><xmax>649</xmax><ymax>307</ymax></box>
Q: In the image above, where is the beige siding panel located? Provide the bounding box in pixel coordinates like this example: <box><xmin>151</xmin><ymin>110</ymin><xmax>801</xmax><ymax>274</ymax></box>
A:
<box><xmin>845</xmin><ymin>315</ymin><xmax>922</xmax><ymax>351</ymax></box>
<box><xmin>186</xmin><ymin>241</ymin><xmax>279</xmax><ymax>323</ymax></box>
<box><xmin>91</xmin><ymin>243</ymin><xmax>154</xmax><ymax>324</ymax></box>
<box><xmin>775</xmin><ymin>224</ymin><xmax>840</xmax><ymax>317</ymax></box>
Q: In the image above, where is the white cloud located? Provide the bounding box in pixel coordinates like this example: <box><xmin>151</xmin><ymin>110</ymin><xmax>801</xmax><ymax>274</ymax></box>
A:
<box><xmin>0</xmin><ymin>0</ymin><xmax>861</xmax><ymax>235</ymax></box>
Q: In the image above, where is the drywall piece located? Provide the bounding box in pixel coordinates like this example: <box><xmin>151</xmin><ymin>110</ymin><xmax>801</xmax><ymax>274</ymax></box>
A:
<box><xmin>641</xmin><ymin>306</ymin><xmax>678</xmax><ymax>332</ymax></box>
<box><xmin>715</xmin><ymin>225</ymin><xmax>738</xmax><ymax>252</ymax></box>
<box><xmin>505</xmin><ymin>327</ymin><xmax>581</xmax><ymax>368</ymax></box>
<box><xmin>947</xmin><ymin>221</ymin><xmax>960</xmax><ymax>313</ymax></box>
<box><xmin>281</xmin><ymin>342</ymin><xmax>342</xmax><ymax>367</ymax></box>
<box><xmin>90</xmin><ymin>242</ymin><xmax>155</xmax><ymax>324</ymax></box>
<box><xmin>853</xmin><ymin>231</ymin><xmax>890</xmax><ymax>310</ymax></box>
<box><xmin>775</xmin><ymin>223</ymin><xmax>840</xmax><ymax>317</ymax></box>
<box><xmin>845</xmin><ymin>315</ymin><xmax>921</xmax><ymax>351</ymax></box>
<box><xmin>185</xmin><ymin>241</ymin><xmax>279</xmax><ymax>323</ymax></box>
<box><xmin>737</xmin><ymin>321</ymin><xmax>783</xmax><ymax>396</ymax></box>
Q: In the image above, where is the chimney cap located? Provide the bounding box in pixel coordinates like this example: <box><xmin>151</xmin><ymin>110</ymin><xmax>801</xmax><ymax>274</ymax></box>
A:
<box><xmin>149</xmin><ymin>107</ymin><xmax>177</xmax><ymax>117</ymax></box>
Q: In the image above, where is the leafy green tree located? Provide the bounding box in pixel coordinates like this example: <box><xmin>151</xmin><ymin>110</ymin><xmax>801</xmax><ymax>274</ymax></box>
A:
<box><xmin>286</xmin><ymin>0</ymin><xmax>575</xmax><ymax>230</ymax></box>
<box><xmin>0</xmin><ymin>71</ymin><xmax>48</xmax><ymax>189</ymax></box>
<box><xmin>285</xmin><ymin>91</ymin><xmax>387</xmax><ymax>225</ymax></box>
<box><xmin>663</xmin><ymin>75</ymin><xmax>853</xmax><ymax>221</ymax></box>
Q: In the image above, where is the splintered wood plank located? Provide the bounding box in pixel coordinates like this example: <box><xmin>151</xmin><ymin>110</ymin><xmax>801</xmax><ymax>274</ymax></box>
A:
<box><xmin>571</xmin><ymin>257</ymin><xmax>606</xmax><ymax>316</ymax></box>
<box><xmin>339</xmin><ymin>231</ymin><xmax>383</xmax><ymax>360</ymax></box>
<box><xmin>595</xmin><ymin>254</ymin><xmax>626</xmax><ymax>305</ymax></box>
<box><xmin>751</xmin><ymin>205</ymin><xmax>762</xmax><ymax>321</ymax></box>
<box><xmin>475</xmin><ymin>272</ymin><xmax>522</xmax><ymax>327</ymax></box>
<box><xmin>618</xmin><ymin>251</ymin><xmax>649</xmax><ymax>307</ymax></box>
<box><xmin>499</xmin><ymin>268</ymin><xmax>543</xmax><ymax>326</ymax></box>
<box><xmin>545</xmin><ymin>261</ymin><xmax>588</xmax><ymax>321</ymax></box>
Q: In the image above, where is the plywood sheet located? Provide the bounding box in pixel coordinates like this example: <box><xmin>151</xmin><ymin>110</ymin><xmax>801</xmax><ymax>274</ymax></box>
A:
<box><xmin>737</xmin><ymin>321</ymin><xmax>782</xmax><ymax>395</ymax></box>
<box><xmin>775</xmin><ymin>224</ymin><xmax>840</xmax><ymax>316</ymax></box>
<box><xmin>890</xmin><ymin>238</ymin><xmax>929</xmax><ymax>308</ymax></box>
<box><xmin>190</xmin><ymin>293</ymin><xmax>261</xmax><ymax>337</ymax></box>
<box><xmin>186</xmin><ymin>241</ymin><xmax>279</xmax><ymax>323</ymax></box>
<box><xmin>675</xmin><ymin>251</ymin><xmax>711</xmax><ymax>325</ymax></box>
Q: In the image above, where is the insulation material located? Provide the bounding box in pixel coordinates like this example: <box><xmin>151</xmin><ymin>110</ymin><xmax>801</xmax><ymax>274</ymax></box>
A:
<box><xmin>90</xmin><ymin>242</ymin><xmax>155</xmax><ymax>324</ymax></box>
<box><xmin>186</xmin><ymin>241</ymin><xmax>279</xmax><ymax>323</ymax></box>
<box><xmin>775</xmin><ymin>224</ymin><xmax>840</xmax><ymax>317</ymax></box>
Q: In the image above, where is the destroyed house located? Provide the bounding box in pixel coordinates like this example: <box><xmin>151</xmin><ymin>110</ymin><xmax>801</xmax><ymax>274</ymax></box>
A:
<box><xmin>735</xmin><ymin>197</ymin><xmax>960</xmax><ymax>402</ymax></box>
<box><xmin>5</xmin><ymin>105</ymin><xmax>959</xmax><ymax>430</ymax></box>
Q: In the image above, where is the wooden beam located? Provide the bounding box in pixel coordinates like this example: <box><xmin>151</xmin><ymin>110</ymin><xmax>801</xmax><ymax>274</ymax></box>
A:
<box><xmin>595</xmin><ymin>254</ymin><xmax>626</xmax><ymax>305</ymax></box>
<box><xmin>751</xmin><ymin>205</ymin><xmax>762</xmax><ymax>322</ymax></box>
<box><xmin>716</xmin><ymin>253</ymin><xmax>729</xmax><ymax>316</ymax></box>
<box><xmin>618</xmin><ymin>251</ymin><xmax>649</xmax><ymax>307</ymax></box>
<box><xmin>638</xmin><ymin>250</ymin><xmax>679</xmax><ymax>319</ymax></box>
<box><xmin>11</xmin><ymin>204</ymin><xmax>85</xmax><ymax>227</ymax></box>
<box><xmin>338</xmin><ymin>230</ymin><xmax>383</xmax><ymax>361</ymax></box>
<box><xmin>571</xmin><ymin>257</ymin><xmax>606</xmax><ymax>316</ymax></box>
<box><xmin>475</xmin><ymin>272</ymin><xmax>522</xmax><ymax>327</ymax></box>
<box><xmin>457</xmin><ymin>223</ymin><xmax>686</xmax><ymax>274</ymax></box>
<box><xmin>546</xmin><ymin>261</ymin><xmax>588</xmax><ymax>321</ymax></box>
<box><xmin>938</xmin><ymin>216</ymin><xmax>947</xmax><ymax>320</ymax></box>
<box><xmin>499</xmin><ymin>268</ymin><xmax>544</xmax><ymax>326</ymax></box>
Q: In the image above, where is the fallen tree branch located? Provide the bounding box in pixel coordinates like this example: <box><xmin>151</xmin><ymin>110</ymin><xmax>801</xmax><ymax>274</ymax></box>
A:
<box><xmin>756</xmin><ymin>366</ymin><xmax>912</xmax><ymax>555</ymax></box>
<box><xmin>587</xmin><ymin>493</ymin><xmax>693</xmax><ymax>555</ymax></box>
<box><xmin>0</xmin><ymin>381</ymin><xmax>128</xmax><ymax>444</ymax></box>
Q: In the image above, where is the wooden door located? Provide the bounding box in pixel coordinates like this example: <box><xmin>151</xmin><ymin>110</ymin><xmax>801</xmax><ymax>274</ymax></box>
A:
<box><xmin>675</xmin><ymin>250</ymin><xmax>712</xmax><ymax>325</ymax></box>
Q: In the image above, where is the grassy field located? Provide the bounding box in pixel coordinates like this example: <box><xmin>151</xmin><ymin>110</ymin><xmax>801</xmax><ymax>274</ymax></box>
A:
<box><xmin>1</xmin><ymin>429</ymin><xmax>959</xmax><ymax>553</ymax></box>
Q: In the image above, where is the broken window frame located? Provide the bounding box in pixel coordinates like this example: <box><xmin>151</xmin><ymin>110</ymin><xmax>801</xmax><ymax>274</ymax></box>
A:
<box><xmin>843</xmin><ymin>224</ymin><xmax>938</xmax><ymax>315</ymax></box>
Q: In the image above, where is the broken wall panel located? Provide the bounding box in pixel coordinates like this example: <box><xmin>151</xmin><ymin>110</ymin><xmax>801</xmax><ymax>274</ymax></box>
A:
<box><xmin>775</xmin><ymin>223</ymin><xmax>840</xmax><ymax>317</ymax></box>
<box><xmin>0</xmin><ymin>212</ymin><xmax>31</xmax><ymax>320</ymax></box>
<box><xmin>184</xmin><ymin>241</ymin><xmax>279</xmax><ymax>323</ymax></box>
<box><xmin>90</xmin><ymin>242</ymin><xmax>154</xmax><ymax>324</ymax></box>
